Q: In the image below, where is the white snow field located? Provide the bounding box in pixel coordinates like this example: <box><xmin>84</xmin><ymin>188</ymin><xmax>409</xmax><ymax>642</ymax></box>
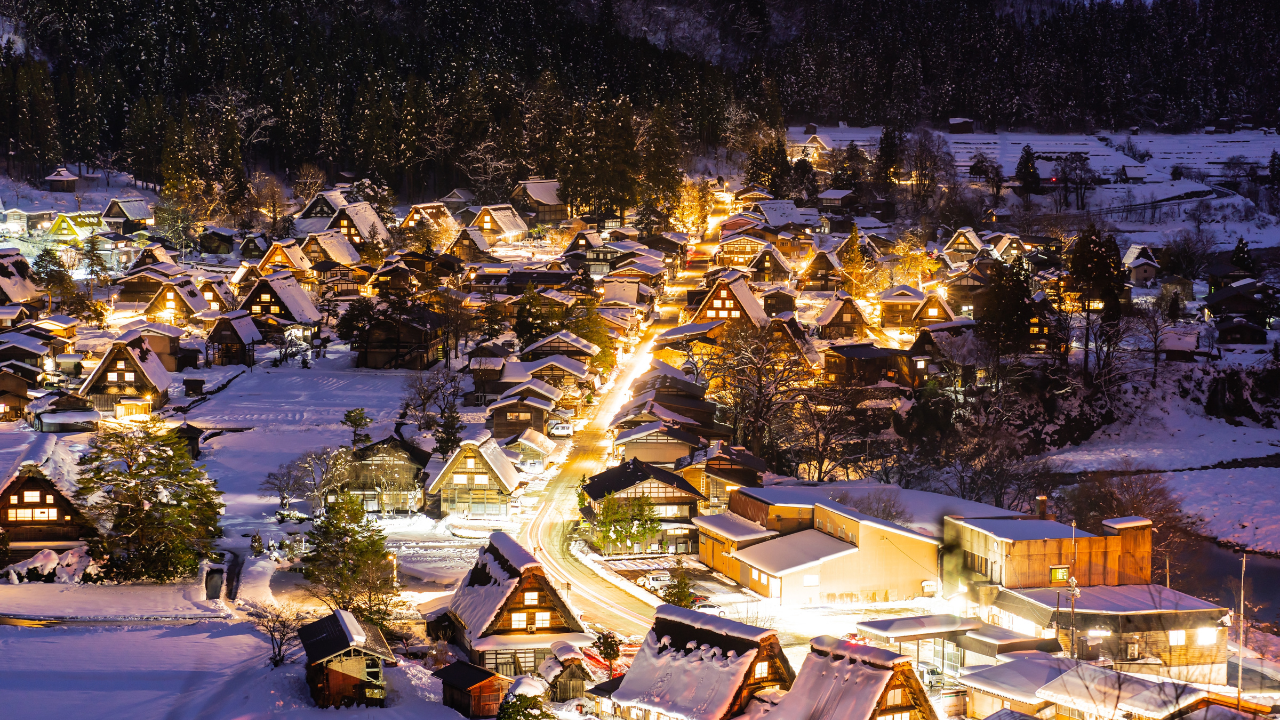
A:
<box><xmin>1166</xmin><ymin>468</ymin><xmax>1280</xmax><ymax>553</ymax></box>
<box><xmin>0</xmin><ymin>582</ymin><xmax>228</xmax><ymax>621</ymax></box>
<box><xmin>0</xmin><ymin>621</ymin><xmax>453</xmax><ymax>719</ymax></box>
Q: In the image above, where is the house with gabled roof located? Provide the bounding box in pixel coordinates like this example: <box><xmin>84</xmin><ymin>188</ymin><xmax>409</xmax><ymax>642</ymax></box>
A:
<box><xmin>510</xmin><ymin>179</ymin><xmax>567</xmax><ymax>223</ymax></box>
<box><xmin>815</xmin><ymin>290</ymin><xmax>869</xmax><ymax>339</ymax></box>
<box><xmin>436</xmin><ymin>661</ymin><xmax>513</xmax><ymax>719</ymax></box>
<box><xmin>582</xmin><ymin>458</ymin><xmax>707</xmax><ymax>554</ymax></box>
<box><xmin>689</xmin><ymin>276</ymin><xmax>768</xmax><ymax>328</ymax></box>
<box><xmin>747</xmin><ymin>637</ymin><xmax>938</xmax><ymax>720</ymax></box>
<box><xmin>821</xmin><ymin>342</ymin><xmax>912</xmax><ymax>387</ymax></box>
<box><xmin>257</xmin><ymin>239</ymin><xmax>314</xmax><ymax>280</ymax></box>
<box><xmin>440</xmin><ymin>188</ymin><xmax>477</xmax><ymax>212</ymax></box>
<box><xmin>675</xmin><ymin>441</ymin><xmax>766</xmax><ymax>513</ymax></box>
<box><xmin>594</xmin><ymin>606</ymin><xmax>795</xmax><ymax>720</ymax></box>
<box><xmin>445</xmin><ymin>532</ymin><xmax>590</xmax><ymax>674</ymax></box>
<box><xmin>613</xmin><ymin>421</ymin><xmax>703</xmax><ymax>466</ymax></box>
<box><xmin>293</xmin><ymin>189</ymin><xmax>350</xmax><ymax>237</ymax></box>
<box><xmin>797</xmin><ymin>250</ymin><xmax>844</xmax><ymax>291</ymax></box>
<box><xmin>944</xmin><ymin>227</ymin><xmax>983</xmax><ymax>262</ymax></box>
<box><xmin>238</xmin><ymin>270</ymin><xmax>322</xmax><ymax>328</ymax></box>
<box><xmin>565</xmin><ymin>230</ymin><xmax>604</xmax><ymax>254</ymax></box>
<box><xmin>519</xmin><ymin>330</ymin><xmax>600</xmax><ymax>364</ymax></box>
<box><xmin>190</xmin><ymin>273</ymin><xmax>235</xmax><ymax>313</ymax></box>
<box><xmin>716</xmin><ymin>233</ymin><xmax>769</xmax><ymax>267</ymax></box>
<box><xmin>501</xmin><ymin>428</ymin><xmax>558</xmax><ymax>473</ymax></box>
<box><xmin>300</xmin><ymin>229</ymin><xmax>361</xmax><ymax>267</ymax></box>
<box><xmin>342</xmin><ymin>435</ymin><xmax>433</xmax><ymax>514</ymax></box>
<box><xmin>45</xmin><ymin>211</ymin><xmax>106</xmax><ymax>244</ymax></box>
<box><xmin>426</xmin><ymin>430</ymin><xmax>522</xmax><ymax>519</ymax></box>
<box><xmin>327</xmin><ymin>201</ymin><xmax>388</xmax><ymax>247</ymax></box>
<box><xmin>78</xmin><ymin>335</ymin><xmax>171</xmax><ymax>414</ymax></box>
<box><xmin>748</xmin><ymin>244</ymin><xmax>793</xmax><ymax>283</ymax></box>
<box><xmin>473</xmin><ymin>204</ymin><xmax>529</xmax><ymax>243</ymax></box>
<box><xmin>101</xmin><ymin>198</ymin><xmax>153</xmax><ymax>234</ymax></box>
<box><xmin>878</xmin><ymin>285</ymin><xmax>926</xmax><ymax>328</ymax></box>
<box><xmin>758</xmin><ymin>285</ymin><xmax>798</xmax><ymax>318</ymax></box>
<box><xmin>487</xmin><ymin>393</ymin><xmax>554</xmax><ymax>438</ymax></box>
<box><xmin>0</xmin><ymin>463</ymin><xmax>97</xmax><ymax>564</ymax></box>
<box><xmin>205</xmin><ymin>310</ymin><xmax>262</xmax><ymax>366</ymax></box>
<box><xmin>401</xmin><ymin>201</ymin><xmax>453</xmax><ymax>230</ymax></box>
<box><xmin>355</xmin><ymin>306</ymin><xmax>444</xmax><ymax>370</ymax></box>
<box><xmin>445</xmin><ymin>227</ymin><xmax>500</xmax><ymax>264</ymax></box>
<box><xmin>912</xmin><ymin>291</ymin><xmax>956</xmax><ymax>328</ymax></box>
<box><xmin>298</xmin><ymin>609</ymin><xmax>394</xmax><ymax>708</ymax></box>
<box><xmin>128</xmin><ymin>242</ymin><xmax>174</xmax><ymax>272</ymax></box>
<box><xmin>1123</xmin><ymin>244</ymin><xmax>1160</xmax><ymax>285</ymax></box>
<box><xmin>0</xmin><ymin>250</ymin><xmax>45</xmax><ymax>308</ymax></box>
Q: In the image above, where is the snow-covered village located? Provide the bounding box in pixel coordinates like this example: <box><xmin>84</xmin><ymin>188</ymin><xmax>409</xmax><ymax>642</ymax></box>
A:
<box><xmin>2</xmin><ymin>1</ymin><xmax>1280</xmax><ymax>719</ymax></box>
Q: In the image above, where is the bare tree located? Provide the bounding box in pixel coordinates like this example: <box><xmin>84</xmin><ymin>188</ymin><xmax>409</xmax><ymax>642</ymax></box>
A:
<box><xmin>251</xmin><ymin>173</ymin><xmax>292</xmax><ymax>240</ymax></box>
<box><xmin>291</xmin><ymin>163</ymin><xmax>326</xmax><ymax>203</ymax></box>
<box><xmin>259</xmin><ymin>463</ymin><xmax>310</xmax><ymax>509</ymax></box>
<box><xmin>1132</xmin><ymin>302</ymin><xmax>1178</xmax><ymax>386</ymax></box>
<box><xmin>937</xmin><ymin>434</ymin><xmax>1060</xmax><ymax>509</ymax></box>
<box><xmin>705</xmin><ymin>322</ymin><xmax>814</xmax><ymax>459</ymax></box>
<box><xmin>290</xmin><ymin>446</ymin><xmax>356</xmax><ymax>508</ymax></box>
<box><xmin>790</xmin><ymin>387</ymin><xmax>862</xmax><ymax>483</ymax></box>
<box><xmin>245</xmin><ymin>601</ymin><xmax>307</xmax><ymax>667</ymax></box>
<box><xmin>403</xmin><ymin>365</ymin><xmax>464</xmax><ymax>430</ymax></box>
<box><xmin>835</xmin><ymin>488</ymin><xmax>912</xmax><ymax>526</ymax></box>
<box><xmin>460</xmin><ymin>134</ymin><xmax>516</xmax><ymax>204</ymax></box>
<box><xmin>1162</xmin><ymin>226</ymin><xmax>1215</xmax><ymax>279</ymax></box>
<box><xmin>902</xmin><ymin>127</ymin><xmax>955</xmax><ymax>208</ymax></box>
<box><xmin>204</xmin><ymin>85</ymin><xmax>278</xmax><ymax>166</ymax></box>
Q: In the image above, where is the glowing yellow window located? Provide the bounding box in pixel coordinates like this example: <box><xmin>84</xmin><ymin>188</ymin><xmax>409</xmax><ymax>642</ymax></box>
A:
<box><xmin>754</xmin><ymin>661</ymin><xmax>768</xmax><ymax>679</ymax></box>
<box><xmin>23</xmin><ymin>491</ymin><xmax>40</xmax><ymax>503</ymax></box>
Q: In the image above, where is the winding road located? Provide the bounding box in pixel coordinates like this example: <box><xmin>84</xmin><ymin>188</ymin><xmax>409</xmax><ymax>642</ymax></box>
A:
<box><xmin>519</xmin><ymin>318</ymin><xmax>674</xmax><ymax>638</ymax></box>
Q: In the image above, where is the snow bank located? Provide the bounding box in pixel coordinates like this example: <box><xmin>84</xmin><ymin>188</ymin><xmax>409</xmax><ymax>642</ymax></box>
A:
<box><xmin>2</xmin><ymin>546</ymin><xmax>99</xmax><ymax>584</ymax></box>
<box><xmin>1165</xmin><ymin>468</ymin><xmax>1280</xmax><ymax>552</ymax></box>
<box><xmin>0</xmin><ymin>582</ymin><xmax>229</xmax><ymax>620</ymax></box>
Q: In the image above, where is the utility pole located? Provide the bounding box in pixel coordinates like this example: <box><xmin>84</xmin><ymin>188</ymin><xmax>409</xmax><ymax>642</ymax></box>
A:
<box><xmin>1068</xmin><ymin>577</ymin><xmax>1080</xmax><ymax>660</ymax></box>
<box><xmin>1238</xmin><ymin>553</ymin><xmax>1247</xmax><ymax>711</ymax></box>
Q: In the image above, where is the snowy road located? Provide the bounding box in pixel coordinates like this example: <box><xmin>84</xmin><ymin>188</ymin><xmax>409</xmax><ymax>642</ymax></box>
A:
<box><xmin>519</xmin><ymin>321</ymin><xmax>673</xmax><ymax>639</ymax></box>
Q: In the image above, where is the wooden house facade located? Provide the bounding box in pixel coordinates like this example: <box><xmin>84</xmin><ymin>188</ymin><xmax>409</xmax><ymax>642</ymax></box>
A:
<box><xmin>298</xmin><ymin>610</ymin><xmax>395</xmax><ymax>709</ymax></box>
<box><xmin>445</xmin><ymin>532</ymin><xmax>591</xmax><ymax>675</ymax></box>
<box><xmin>327</xmin><ymin>202</ymin><xmax>389</xmax><ymax>247</ymax></box>
<box><xmin>77</xmin><ymin>337</ymin><xmax>170</xmax><ymax>414</ymax></box>
<box><xmin>344</xmin><ymin>435</ymin><xmax>432</xmax><ymax>514</ymax></box>
<box><xmin>748</xmin><ymin>244</ymin><xmax>793</xmax><ymax>283</ymax></box>
<box><xmin>510</xmin><ymin>179</ymin><xmax>568</xmax><ymax>223</ymax></box>
<box><xmin>821</xmin><ymin>342</ymin><xmax>912</xmax><ymax>387</ymax></box>
<box><xmin>815</xmin><ymin>291</ymin><xmax>869</xmax><ymax>339</ymax></box>
<box><xmin>205</xmin><ymin>311</ymin><xmax>261</xmax><ymax>367</ymax></box>
<box><xmin>879</xmin><ymin>285</ymin><xmax>926</xmax><ymax>328</ymax></box>
<box><xmin>355</xmin><ymin>311</ymin><xmax>445</xmax><ymax>370</ymax></box>
<box><xmin>102</xmin><ymin>198</ymin><xmax>154</xmax><ymax>234</ymax></box>
<box><xmin>582</xmin><ymin>458</ymin><xmax>706</xmax><ymax>554</ymax></box>
<box><xmin>436</xmin><ymin>661</ymin><xmax>512</xmax><ymax>719</ymax></box>
<box><xmin>519</xmin><ymin>330</ymin><xmax>600</xmax><ymax>364</ymax></box>
<box><xmin>796</xmin><ymin>250</ymin><xmax>844</xmax><ymax>291</ymax></box>
<box><xmin>1</xmin><ymin>466</ymin><xmax>95</xmax><ymax>563</ymax></box>
<box><xmin>426</xmin><ymin>433</ymin><xmax>522</xmax><ymax>519</ymax></box>
<box><xmin>487</xmin><ymin>394</ymin><xmax>554</xmax><ymax>438</ymax></box>
<box><xmin>716</xmin><ymin>234</ymin><xmax>768</xmax><ymax>267</ymax></box>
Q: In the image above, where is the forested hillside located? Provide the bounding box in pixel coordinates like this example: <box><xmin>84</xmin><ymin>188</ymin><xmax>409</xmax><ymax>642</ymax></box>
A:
<box><xmin>1</xmin><ymin>0</ymin><xmax>1278</xmax><ymax>199</ymax></box>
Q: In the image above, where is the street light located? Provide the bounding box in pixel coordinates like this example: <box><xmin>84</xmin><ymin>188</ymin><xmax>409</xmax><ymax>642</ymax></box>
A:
<box><xmin>388</xmin><ymin>552</ymin><xmax>398</xmax><ymax>588</ymax></box>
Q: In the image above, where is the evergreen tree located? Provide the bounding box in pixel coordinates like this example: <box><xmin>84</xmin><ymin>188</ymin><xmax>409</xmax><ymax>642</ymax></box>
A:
<box><xmin>976</xmin><ymin>258</ymin><xmax>1035</xmax><ymax>388</ymax></box>
<box><xmin>342</xmin><ymin>408</ymin><xmax>373</xmax><ymax>447</ymax></box>
<box><xmin>302</xmin><ymin>492</ymin><xmax>399</xmax><ymax>625</ymax></box>
<box><xmin>75</xmin><ymin>416</ymin><xmax>223</xmax><ymax>582</ymax></box>
<box><xmin>872</xmin><ymin>127</ymin><xmax>904</xmax><ymax>194</ymax></box>
<box><xmin>32</xmin><ymin>248</ymin><xmax>75</xmax><ymax>299</ymax></box>
<box><xmin>1070</xmin><ymin>223</ymin><xmax>1124</xmax><ymax>380</ymax></box>
<box><xmin>78</xmin><ymin>235</ymin><xmax>111</xmax><ymax>293</ymax></box>
<box><xmin>513</xmin><ymin>286</ymin><xmax>547</xmax><ymax>347</ymax></box>
<box><xmin>216</xmin><ymin>110</ymin><xmax>250</xmax><ymax>221</ymax></box>
<box><xmin>1229</xmin><ymin>236</ymin><xmax>1257</xmax><ymax>275</ymax></box>
<box><xmin>566</xmin><ymin>298</ymin><xmax>617</xmax><ymax>372</ymax></box>
<box><xmin>635</xmin><ymin>106</ymin><xmax>684</xmax><ymax>234</ymax></box>
<box><xmin>659</xmin><ymin>557</ymin><xmax>697</xmax><ymax>608</ymax></box>
<box><xmin>497</xmin><ymin>691</ymin><xmax>555</xmax><ymax>720</ymax></box>
<box><xmin>1015</xmin><ymin>145</ymin><xmax>1041</xmax><ymax>196</ymax></box>
<box><xmin>592</xmin><ymin>631</ymin><xmax>622</xmax><ymax>677</ymax></box>
<box><xmin>1269</xmin><ymin>151</ymin><xmax>1280</xmax><ymax>188</ymax></box>
<box><xmin>523</xmin><ymin>71</ymin><xmax>566</xmax><ymax>179</ymax></box>
<box><xmin>433</xmin><ymin>401</ymin><xmax>465</xmax><ymax>459</ymax></box>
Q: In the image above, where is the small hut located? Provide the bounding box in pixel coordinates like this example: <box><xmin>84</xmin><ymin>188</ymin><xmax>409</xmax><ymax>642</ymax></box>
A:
<box><xmin>167</xmin><ymin>422</ymin><xmax>205</xmax><ymax>460</ymax></box>
<box><xmin>435</xmin><ymin>660</ymin><xmax>513</xmax><ymax>719</ymax></box>
<box><xmin>205</xmin><ymin>310</ymin><xmax>262</xmax><ymax>366</ymax></box>
<box><xmin>539</xmin><ymin>640</ymin><xmax>594</xmax><ymax>702</ymax></box>
<box><xmin>298</xmin><ymin>609</ymin><xmax>395</xmax><ymax>709</ymax></box>
<box><xmin>45</xmin><ymin>167</ymin><xmax>79</xmax><ymax>193</ymax></box>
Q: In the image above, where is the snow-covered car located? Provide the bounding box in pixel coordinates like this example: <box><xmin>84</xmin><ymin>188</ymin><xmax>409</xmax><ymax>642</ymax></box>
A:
<box><xmin>549</xmin><ymin>422</ymin><xmax>574</xmax><ymax>437</ymax></box>
<box><xmin>693</xmin><ymin>602</ymin><xmax>726</xmax><ymax>617</ymax></box>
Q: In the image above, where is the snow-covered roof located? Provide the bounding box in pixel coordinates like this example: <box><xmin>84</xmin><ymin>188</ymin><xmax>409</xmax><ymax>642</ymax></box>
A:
<box><xmin>753</xmin><ymin>200</ymin><xmax>820</xmax><ymax>228</ymax></box>
<box><xmin>0</xmin><ymin>306</ymin><xmax>26</xmax><ymax>320</ymax></box>
<box><xmin>815</xmin><ymin>501</ymin><xmax>940</xmax><ymax>544</ymax></box>
<box><xmin>614</xmin><ymin>421</ymin><xmax>689</xmax><ymax>444</ymax></box>
<box><xmin>954</xmin><ymin>517</ymin><xmax>1093</xmax><ymax>542</ymax></box>
<box><xmin>730</xmin><ymin>529</ymin><xmax>857</xmax><ymax>576</ymax></box>
<box><xmin>1008</xmin><ymin>585</ymin><xmax>1222</xmax><ymax>614</ymax></box>
<box><xmin>1035</xmin><ymin>664</ymin><xmax>1205</xmax><ymax>720</ymax></box>
<box><xmin>44</xmin><ymin>167</ymin><xmax>78</xmax><ymax>181</ymax></box>
<box><xmin>738</xmin><ymin>486</ymin><xmax>1018</xmax><ymax>538</ymax></box>
<box><xmin>105</xmin><ymin>197</ymin><xmax>153</xmax><ymax>221</ymax></box>
<box><xmin>487</xmin><ymin>394</ymin><xmax>554</xmax><ymax>414</ymax></box>
<box><xmin>0</xmin><ymin>333</ymin><xmax>49</xmax><ymax>356</ymax></box>
<box><xmin>503</xmin><ymin>428</ymin><xmax>557</xmax><ymax>457</ymax></box>
<box><xmin>855</xmin><ymin>615</ymin><xmax>982</xmax><ymax>641</ymax></box>
<box><xmin>217</xmin><ymin>310</ymin><xmax>263</xmax><ymax>344</ymax></box>
<box><xmin>429</xmin><ymin>433</ymin><xmax>522</xmax><ymax>495</ymax></box>
<box><xmin>524</xmin><ymin>354</ymin><xmax>589</xmax><ymax>379</ymax></box>
<box><xmin>657</xmin><ymin>321</ymin><xmax>725</xmax><ymax>342</ymax></box>
<box><xmin>878</xmin><ymin>284</ymin><xmax>925</xmax><ymax>302</ymax></box>
<box><xmin>749</xmin><ymin>636</ymin><xmax>900</xmax><ymax>720</ymax></box>
<box><xmin>691</xmin><ymin>512</ymin><xmax>778</xmax><ymax>543</ymax></box>
<box><xmin>538</xmin><ymin>287</ymin><xmax>577</xmax><ymax>307</ymax></box>
<box><xmin>0</xmin><ymin>251</ymin><xmax>44</xmax><ymax>303</ymax></box>
<box><xmin>260</xmin><ymin>239</ymin><xmax>313</xmax><ymax>272</ymax></box>
<box><xmin>815</xmin><ymin>291</ymin><xmax>861</xmax><ymax>326</ymax></box>
<box><xmin>500</xmin><ymin>378</ymin><xmax>564</xmax><ymax>403</ymax></box>
<box><xmin>262</xmin><ymin>271</ymin><xmax>322</xmax><ymax>324</ymax></box>
<box><xmin>78</xmin><ymin>339</ymin><xmax>170</xmax><ymax>396</ymax></box>
<box><xmin>958</xmin><ymin>656</ymin><xmax>1079</xmax><ymax>705</ymax></box>
<box><xmin>523</xmin><ymin>330</ymin><xmax>600</xmax><ymax>357</ymax></box>
<box><xmin>118</xmin><ymin>318</ymin><xmax>185</xmax><ymax>337</ymax></box>
<box><xmin>330</xmin><ymin>201</ymin><xmax>389</xmax><ymax>243</ymax></box>
<box><xmin>817</xmin><ymin>189</ymin><xmax>853</xmax><ymax>199</ymax></box>
<box><xmin>305</xmin><ymin>229</ymin><xmax>361</xmax><ymax>266</ymax></box>
<box><xmin>470</xmin><ymin>357</ymin><xmax>505</xmax><ymax>371</ymax></box>
<box><xmin>449</xmin><ymin>532</ymin><xmax>537</xmax><ymax>644</ymax></box>
<box><xmin>478</xmin><ymin>204</ymin><xmax>529</xmax><ymax>236</ymax></box>
<box><xmin>613</xmin><ymin>606</ymin><xmax>773</xmax><ymax>720</ymax></box>
<box><xmin>516</xmin><ymin>179</ymin><xmax>562</xmax><ymax>206</ymax></box>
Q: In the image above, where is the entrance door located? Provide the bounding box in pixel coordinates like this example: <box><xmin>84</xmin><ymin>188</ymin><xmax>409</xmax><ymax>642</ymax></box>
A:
<box><xmin>769</xmin><ymin>577</ymin><xmax>781</xmax><ymax>598</ymax></box>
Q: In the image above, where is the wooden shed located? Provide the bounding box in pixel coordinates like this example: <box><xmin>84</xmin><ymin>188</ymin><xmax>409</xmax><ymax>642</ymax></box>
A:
<box><xmin>436</xmin><ymin>660</ymin><xmax>512</xmax><ymax>719</ymax></box>
<box><xmin>298</xmin><ymin>609</ymin><xmax>395</xmax><ymax>709</ymax></box>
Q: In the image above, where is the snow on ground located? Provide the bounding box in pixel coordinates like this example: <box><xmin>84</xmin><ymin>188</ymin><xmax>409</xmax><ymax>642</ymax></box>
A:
<box><xmin>0</xmin><ymin>582</ymin><xmax>228</xmax><ymax>620</ymax></box>
<box><xmin>0</xmin><ymin>171</ymin><xmax>155</xmax><ymax>217</ymax></box>
<box><xmin>1042</xmin><ymin>400</ymin><xmax>1280</xmax><ymax>472</ymax></box>
<box><xmin>0</xmin><ymin>622</ymin><xmax>452</xmax><ymax>720</ymax></box>
<box><xmin>1166</xmin><ymin>468</ymin><xmax>1280</xmax><ymax>553</ymax></box>
<box><xmin>1102</xmin><ymin>130</ymin><xmax>1280</xmax><ymax>180</ymax></box>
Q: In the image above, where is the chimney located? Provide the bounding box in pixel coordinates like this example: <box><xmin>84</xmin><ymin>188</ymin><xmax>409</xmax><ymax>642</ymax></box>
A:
<box><xmin>1035</xmin><ymin>495</ymin><xmax>1048</xmax><ymax>519</ymax></box>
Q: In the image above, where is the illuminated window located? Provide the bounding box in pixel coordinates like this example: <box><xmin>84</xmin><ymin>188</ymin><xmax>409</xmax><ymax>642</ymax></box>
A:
<box><xmin>750</xmin><ymin>568</ymin><xmax>759</xmax><ymax>581</ymax></box>
<box><xmin>204</xmin><ymin>292</ymin><xmax>214</xmax><ymax>300</ymax></box>
<box><xmin>510</xmin><ymin>612</ymin><xmax>527</xmax><ymax>629</ymax></box>
<box><xmin>1050</xmin><ymin>566</ymin><xmax>1069</xmax><ymax>583</ymax></box>
<box><xmin>535</xmin><ymin>611</ymin><xmax>551</xmax><ymax>628</ymax></box>
<box><xmin>1196</xmin><ymin>628</ymin><xmax>1217</xmax><ymax>646</ymax></box>
<box><xmin>7</xmin><ymin>495</ymin><xmax>15</xmax><ymax>503</ymax></box>
<box><xmin>270</xmin><ymin>306</ymin><xmax>280</xmax><ymax>314</ymax></box>
<box><xmin>251</xmin><ymin>306</ymin><xmax>261</xmax><ymax>313</ymax></box>
<box><xmin>12</xmin><ymin>508</ymin><xmax>32</xmax><ymax>520</ymax></box>
<box><xmin>916</xmin><ymin>360</ymin><xmax>926</xmax><ymax>369</ymax></box>
<box><xmin>881</xmin><ymin>713</ymin><xmax>909</xmax><ymax>720</ymax></box>
<box><xmin>33</xmin><ymin>508</ymin><xmax>55</xmax><ymax>520</ymax></box>
<box><xmin>1168</xmin><ymin>630</ymin><xmax>1186</xmax><ymax>646</ymax></box>
<box><xmin>731</xmin><ymin>311</ymin><xmax>740</xmax><ymax>318</ymax></box>
<box><xmin>452</xmin><ymin>474</ymin><xmax>468</xmax><ymax>485</ymax></box>
<box><xmin>473</xmin><ymin>475</ymin><xmax>489</xmax><ymax>485</ymax></box>
<box><xmin>124</xmin><ymin>373</ymin><xmax>135</xmax><ymax>382</ymax></box>
<box><xmin>754</xmin><ymin>661</ymin><xmax>768</xmax><ymax>679</ymax></box>
<box><xmin>166</xmin><ymin>301</ymin><xmax>175</xmax><ymax>309</ymax></box>
<box><xmin>803</xmin><ymin>574</ymin><xmax>819</xmax><ymax>587</ymax></box>
<box><xmin>885</xmin><ymin>689</ymin><xmax>903</xmax><ymax>706</ymax></box>
<box><xmin>713</xmin><ymin>300</ymin><xmax>722</xmax><ymax>308</ymax></box>
<box><xmin>720</xmin><ymin>290</ymin><xmax>727</xmax><ymax>298</ymax></box>
<box><xmin>842</xmin><ymin>314</ymin><xmax>852</xmax><ymax>322</ymax></box>
<box><xmin>45</xmin><ymin>495</ymin><xmax>53</xmax><ymax>503</ymax></box>
<box><xmin>107</xmin><ymin>372</ymin><xmax>118</xmax><ymax>382</ymax></box>
<box><xmin>210</xmin><ymin>302</ymin><xmax>220</xmax><ymax>311</ymax></box>
<box><xmin>483</xmin><ymin>217</ymin><xmax>491</xmax><ymax>229</ymax></box>
<box><xmin>260</xmin><ymin>293</ymin><xmax>271</xmax><ymax>301</ymax></box>
<box><xmin>166</xmin><ymin>291</ymin><xmax>174</xmax><ymax>299</ymax></box>
<box><xmin>116</xmin><ymin>360</ymin><xmax>126</xmax><ymax>369</ymax></box>
<box><xmin>525</xmin><ymin>591</ymin><xmax>538</xmax><ymax>605</ymax></box>
<box><xmin>466</xmin><ymin>458</ymin><xmax>476</xmax><ymax>469</ymax></box>
<box><xmin>927</xmin><ymin>308</ymin><xmax>939</xmax><ymax>317</ymax></box>
<box><xmin>23</xmin><ymin>491</ymin><xmax>40</xmax><ymax>503</ymax></box>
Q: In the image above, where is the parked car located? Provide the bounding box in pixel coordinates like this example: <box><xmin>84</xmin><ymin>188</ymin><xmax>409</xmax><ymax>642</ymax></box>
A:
<box><xmin>693</xmin><ymin>602</ymin><xmax>726</xmax><ymax>617</ymax></box>
<box><xmin>691</xmin><ymin>594</ymin><xmax>709</xmax><ymax>605</ymax></box>
<box><xmin>916</xmin><ymin>661</ymin><xmax>944</xmax><ymax>689</ymax></box>
<box><xmin>549</xmin><ymin>422</ymin><xmax>574</xmax><ymax>437</ymax></box>
<box><xmin>639</xmin><ymin>570</ymin><xmax>670</xmax><ymax>589</ymax></box>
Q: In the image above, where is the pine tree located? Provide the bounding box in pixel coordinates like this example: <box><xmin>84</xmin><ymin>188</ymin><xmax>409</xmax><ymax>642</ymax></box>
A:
<box><xmin>1229</xmin><ymin>236</ymin><xmax>1257</xmax><ymax>275</ymax></box>
<box><xmin>75</xmin><ymin>416</ymin><xmax>224</xmax><ymax>582</ymax></box>
<box><xmin>1015</xmin><ymin>145</ymin><xmax>1041</xmax><ymax>197</ymax></box>
<box><xmin>593</xmin><ymin>631</ymin><xmax>622</xmax><ymax>677</ymax></box>
<box><xmin>1070</xmin><ymin>224</ymin><xmax>1124</xmax><ymax>380</ymax></box>
<box><xmin>566</xmin><ymin>298</ymin><xmax>616</xmax><ymax>372</ymax></box>
<box><xmin>302</xmin><ymin>492</ymin><xmax>398</xmax><ymax>625</ymax></box>
<box><xmin>976</xmin><ymin>258</ymin><xmax>1035</xmax><ymax>388</ymax></box>
<box><xmin>342</xmin><ymin>408</ymin><xmax>373</xmax><ymax>447</ymax></box>
<box><xmin>524</xmin><ymin>71</ymin><xmax>566</xmax><ymax>179</ymax></box>
<box><xmin>217</xmin><ymin>111</ymin><xmax>250</xmax><ymax>222</ymax></box>
<box><xmin>660</xmin><ymin>557</ymin><xmax>697</xmax><ymax>608</ymax></box>
<box><xmin>433</xmin><ymin>402</ymin><xmax>465</xmax><ymax>460</ymax></box>
<box><xmin>32</xmin><ymin>248</ymin><xmax>75</xmax><ymax>299</ymax></box>
<box><xmin>497</xmin><ymin>691</ymin><xmax>554</xmax><ymax>720</ymax></box>
<box><xmin>636</xmin><ymin>106</ymin><xmax>684</xmax><ymax>234</ymax></box>
<box><xmin>79</xmin><ymin>235</ymin><xmax>111</xmax><ymax>292</ymax></box>
<box><xmin>872</xmin><ymin>127</ymin><xmax>904</xmax><ymax>194</ymax></box>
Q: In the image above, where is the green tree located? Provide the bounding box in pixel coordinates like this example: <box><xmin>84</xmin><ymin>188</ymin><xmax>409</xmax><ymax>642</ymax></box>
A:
<box><xmin>75</xmin><ymin>417</ymin><xmax>224</xmax><ymax>582</ymax></box>
<box><xmin>79</xmin><ymin>235</ymin><xmax>111</xmax><ymax>293</ymax></box>
<box><xmin>217</xmin><ymin>110</ymin><xmax>250</xmax><ymax>221</ymax></box>
<box><xmin>1229</xmin><ymin>236</ymin><xmax>1257</xmax><ymax>276</ymax></box>
<box><xmin>636</xmin><ymin>106</ymin><xmax>684</xmax><ymax>234</ymax></box>
<box><xmin>565</xmin><ymin>298</ymin><xmax>616</xmax><ymax>372</ymax></box>
<box><xmin>302</xmin><ymin>492</ymin><xmax>399</xmax><ymax>625</ymax></box>
<box><xmin>433</xmin><ymin>401</ymin><xmax>465</xmax><ymax>459</ymax></box>
<box><xmin>32</xmin><ymin>248</ymin><xmax>75</xmax><ymax>299</ymax></box>
<box><xmin>1070</xmin><ymin>223</ymin><xmax>1124</xmax><ymax>381</ymax></box>
<box><xmin>872</xmin><ymin>126</ymin><xmax>904</xmax><ymax>194</ymax></box>
<box><xmin>497</xmin><ymin>691</ymin><xmax>554</xmax><ymax>720</ymax></box>
<box><xmin>342</xmin><ymin>408</ymin><xmax>373</xmax><ymax>447</ymax></box>
<box><xmin>592</xmin><ymin>630</ymin><xmax>622</xmax><ymax>677</ymax></box>
<box><xmin>1014</xmin><ymin>144</ymin><xmax>1040</xmax><ymax>202</ymax></box>
<box><xmin>336</xmin><ymin>297</ymin><xmax>383</xmax><ymax>357</ymax></box>
<box><xmin>660</xmin><ymin>557</ymin><xmax>697</xmax><ymax>608</ymax></box>
<box><xmin>627</xmin><ymin>495</ymin><xmax>660</xmax><ymax>550</ymax></box>
<box><xmin>976</xmin><ymin>258</ymin><xmax>1035</xmax><ymax>389</ymax></box>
